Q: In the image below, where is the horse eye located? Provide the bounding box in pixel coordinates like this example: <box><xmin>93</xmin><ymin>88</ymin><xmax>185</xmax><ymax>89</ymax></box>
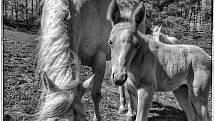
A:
<box><xmin>108</xmin><ymin>40</ymin><xmax>113</xmax><ymax>45</ymax></box>
<box><xmin>134</xmin><ymin>43</ymin><xmax>139</xmax><ymax>48</ymax></box>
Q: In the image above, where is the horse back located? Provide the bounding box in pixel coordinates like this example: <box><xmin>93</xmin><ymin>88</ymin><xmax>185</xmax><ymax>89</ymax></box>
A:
<box><xmin>152</xmin><ymin>44</ymin><xmax>210</xmax><ymax>91</ymax></box>
<box><xmin>155</xmin><ymin>44</ymin><xmax>210</xmax><ymax>77</ymax></box>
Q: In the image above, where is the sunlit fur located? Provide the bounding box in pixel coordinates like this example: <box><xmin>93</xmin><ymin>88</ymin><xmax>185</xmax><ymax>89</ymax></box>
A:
<box><xmin>37</xmin><ymin>0</ymin><xmax>85</xmax><ymax>120</ymax></box>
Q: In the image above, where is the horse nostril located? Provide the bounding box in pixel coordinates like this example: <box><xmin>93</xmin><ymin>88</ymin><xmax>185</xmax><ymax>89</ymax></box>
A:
<box><xmin>112</xmin><ymin>73</ymin><xmax>116</xmax><ymax>81</ymax></box>
<box><xmin>112</xmin><ymin>72</ymin><xmax>127</xmax><ymax>85</ymax></box>
<box><xmin>123</xmin><ymin>73</ymin><xmax>127</xmax><ymax>81</ymax></box>
<box><xmin>134</xmin><ymin>43</ymin><xmax>139</xmax><ymax>48</ymax></box>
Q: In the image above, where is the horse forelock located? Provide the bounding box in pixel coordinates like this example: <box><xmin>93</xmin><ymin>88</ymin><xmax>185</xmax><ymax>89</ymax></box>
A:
<box><xmin>110</xmin><ymin>22</ymin><xmax>136</xmax><ymax>40</ymax></box>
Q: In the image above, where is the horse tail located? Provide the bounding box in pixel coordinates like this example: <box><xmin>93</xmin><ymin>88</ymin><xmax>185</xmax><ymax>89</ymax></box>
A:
<box><xmin>36</xmin><ymin>0</ymin><xmax>81</xmax><ymax>120</ymax></box>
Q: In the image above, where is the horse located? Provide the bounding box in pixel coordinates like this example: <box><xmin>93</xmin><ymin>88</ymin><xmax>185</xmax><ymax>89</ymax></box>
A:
<box><xmin>116</xmin><ymin>25</ymin><xmax>179</xmax><ymax>115</ymax></box>
<box><xmin>152</xmin><ymin>25</ymin><xmax>178</xmax><ymax>44</ymax></box>
<box><xmin>37</xmin><ymin>0</ymin><xmax>151</xmax><ymax>120</ymax></box>
<box><xmin>107</xmin><ymin>0</ymin><xmax>211</xmax><ymax>121</ymax></box>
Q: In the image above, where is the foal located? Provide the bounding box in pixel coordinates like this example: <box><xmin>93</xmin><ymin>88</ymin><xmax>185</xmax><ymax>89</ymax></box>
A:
<box><xmin>117</xmin><ymin>26</ymin><xmax>178</xmax><ymax>114</ymax></box>
<box><xmin>107</xmin><ymin>0</ymin><xmax>211</xmax><ymax>121</ymax></box>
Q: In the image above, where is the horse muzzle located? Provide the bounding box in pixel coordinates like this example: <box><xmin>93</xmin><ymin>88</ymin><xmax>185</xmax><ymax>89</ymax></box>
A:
<box><xmin>112</xmin><ymin>72</ymin><xmax>127</xmax><ymax>85</ymax></box>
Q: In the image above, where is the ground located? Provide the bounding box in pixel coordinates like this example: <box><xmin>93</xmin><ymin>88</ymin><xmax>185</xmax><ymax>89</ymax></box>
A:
<box><xmin>3</xmin><ymin>27</ymin><xmax>212</xmax><ymax>121</ymax></box>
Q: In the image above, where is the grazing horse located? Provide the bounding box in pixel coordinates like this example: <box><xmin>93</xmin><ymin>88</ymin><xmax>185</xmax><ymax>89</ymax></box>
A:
<box><xmin>107</xmin><ymin>0</ymin><xmax>211</xmax><ymax>121</ymax></box>
<box><xmin>152</xmin><ymin>25</ymin><xmax>178</xmax><ymax>44</ymax></box>
<box><xmin>38</xmin><ymin>0</ymin><xmax>151</xmax><ymax>120</ymax></box>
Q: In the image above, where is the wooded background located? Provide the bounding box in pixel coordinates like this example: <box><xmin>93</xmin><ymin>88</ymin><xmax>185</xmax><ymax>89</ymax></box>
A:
<box><xmin>3</xmin><ymin>0</ymin><xmax>212</xmax><ymax>37</ymax></box>
<box><xmin>3</xmin><ymin>0</ymin><xmax>40</xmax><ymax>32</ymax></box>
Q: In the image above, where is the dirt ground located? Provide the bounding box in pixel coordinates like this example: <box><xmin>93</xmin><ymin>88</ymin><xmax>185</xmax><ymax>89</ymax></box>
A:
<box><xmin>3</xmin><ymin>28</ymin><xmax>212</xmax><ymax>121</ymax></box>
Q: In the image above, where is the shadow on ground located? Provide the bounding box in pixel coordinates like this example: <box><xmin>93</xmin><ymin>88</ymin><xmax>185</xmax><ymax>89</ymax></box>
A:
<box><xmin>148</xmin><ymin>101</ymin><xmax>187</xmax><ymax>121</ymax></box>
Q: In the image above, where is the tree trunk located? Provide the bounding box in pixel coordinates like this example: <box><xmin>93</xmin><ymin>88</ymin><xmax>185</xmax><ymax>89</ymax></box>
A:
<box><xmin>32</xmin><ymin>0</ymin><xmax>33</xmax><ymax>15</ymax></box>
<box><xmin>15</xmin><ymin>0</ymin><xmax>18</xmax><ymax>28</ymax></box>
<box><xmin>12</xmin><ymin>1</ymin><xmax>14</xmax><ymax>19</ymax></box>
<box><xmin>26</xmin><ymin>0</ymin><xmax>28</xmax><ymax>19</ymax></box>
<box><xmin>3</xmin><ymin>0</ymin><xmax>7</xmax><ymax>17</ymax></box>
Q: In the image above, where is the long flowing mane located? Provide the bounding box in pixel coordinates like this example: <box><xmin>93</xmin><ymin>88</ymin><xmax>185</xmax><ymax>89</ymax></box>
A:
<box><xmin>36</xmin><ymin>0</ymin><xmax>86</xmax><ymax>120</ymax></box>
<box><xmin>38</xmin><ymin>0</ymin><xmax>80</xmax><ymax>87</ymax></box>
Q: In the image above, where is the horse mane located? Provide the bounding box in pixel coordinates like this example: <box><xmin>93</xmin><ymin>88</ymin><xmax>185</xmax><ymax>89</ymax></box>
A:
<box><xmin>37</xmin><ymin>0</ymin><xmax>82</xmax><ymax>120</ymax></box>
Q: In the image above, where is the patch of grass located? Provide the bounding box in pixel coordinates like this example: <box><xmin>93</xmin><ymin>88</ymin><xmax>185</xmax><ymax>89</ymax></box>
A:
<box><xmin>3</xmin><ymin>28</ymin><xmax>212</xmax><ymax>121</ymax></box>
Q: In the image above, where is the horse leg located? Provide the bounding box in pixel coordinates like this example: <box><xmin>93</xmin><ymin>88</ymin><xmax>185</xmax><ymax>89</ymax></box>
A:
<box><xmin>188</xmin><ymin>71</ymin><xmax>211</xmax><ymax>121</ymax></box>
<box><xmin>136</xmin><ymin>84</ymin><xmax>154</xmax><ymax>121</ymax></box>
<box><xmin>91</xmin><ymin>51</ymin><xmax>106</xmax><ymax>121</ymax></box>
<box><xmin>118</xmin><ymin>85</ymin><xmax>127</xmax><ymax>114</ymax></box>
<box><xmin>173</xmin><ymin>84</ymin><xmax>196</xmax><ymax>121</ymax></box>
<box><xmin>126</xmin><ymin>89</ymin><xmax>137</xmax><ymax>121</ymax></box>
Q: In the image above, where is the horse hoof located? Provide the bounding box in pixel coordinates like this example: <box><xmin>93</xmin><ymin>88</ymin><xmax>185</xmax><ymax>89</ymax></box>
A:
<box><xmin>118</xmin><ymin>107</ymin><xmax>127</xmax><ymax>114</ymax></box>
<box><xmin>126</xmin><ymin>115</ymin><xmax>136</xmax><ymax>121</ymax></box>
<box><xmin>93</xmin><ymin>118</ymin><xmax>100</xmax><ymax>121</ymax></box>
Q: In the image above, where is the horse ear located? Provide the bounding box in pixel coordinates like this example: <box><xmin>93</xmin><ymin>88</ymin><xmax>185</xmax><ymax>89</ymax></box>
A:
<box><xmin>132</xmin><ymin>2</ymin><xmax>145</xmax><ymax>26</ymax></box>
<box><xmin>107</xmin><ymin>0</ymin><xmax>121</xmax><ymax>26</ymax></box>
<box><xmin>153</xmin><ymin>26</ymin><xmax>158</xmax><ymax>32</ymax></box>
<box><xmin>158</xmin><ymin>25</ymin><xmax>162</xmax><ymax>32</ymax></box>
<box><xmin>151</xmin><ymin>25</ymin><xmax>155</xmax><ymax>31</ymax></box>
<box><xmin>41</xmin><ymin>72</ymin><xmax>59</xmax><ymax>92</ymax></box>
<box><xmin>81</xmin><ymin>74</ymin><xmax>95</xmax><ymax>89</ymax></box>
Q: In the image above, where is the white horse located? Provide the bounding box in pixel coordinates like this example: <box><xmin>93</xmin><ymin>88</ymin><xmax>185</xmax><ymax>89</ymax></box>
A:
<box><xmin>152</xmin><ymin>25</ymin><xmax>178</xmax><ymax>44</ymax></box>
<box><xmin>107</xmin><ymin>0</ymin><xmax>211</xmax><ymax>121</ymax></box>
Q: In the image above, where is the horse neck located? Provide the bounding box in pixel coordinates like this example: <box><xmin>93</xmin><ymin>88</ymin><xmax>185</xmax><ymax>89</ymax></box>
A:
<box><xmin>140</xmin><ymin>33</ymin><xmax>165</xmax><ymax>57</ymax></box>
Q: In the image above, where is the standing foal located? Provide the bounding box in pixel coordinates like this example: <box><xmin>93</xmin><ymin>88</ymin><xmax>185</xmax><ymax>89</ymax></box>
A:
<box><xmin>107</xmin><ymin>0</ymin><xmax>211</xmax><ymax>121</ymax></box>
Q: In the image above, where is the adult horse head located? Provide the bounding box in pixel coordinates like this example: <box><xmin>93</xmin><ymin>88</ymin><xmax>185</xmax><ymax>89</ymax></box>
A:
<box><xmin>107</xmin><ymin>0</ymin><xmax>145</xmax><ymax>85</ymax></box>
<box><xmin>37</xmin><ymin>72</ymin><xmax>92</xmax><ymax>121</ymax></box>
<box><xmin>37</xmin><ymin>72</ymin><xmax>94</xmax><ymax>121</ymax></box>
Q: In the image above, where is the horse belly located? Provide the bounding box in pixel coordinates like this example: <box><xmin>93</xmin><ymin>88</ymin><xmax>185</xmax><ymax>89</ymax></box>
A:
<box><xmin>156</xmin><ymin>78</ymin><xmax>187</xmax><ymax>92</ymax></box>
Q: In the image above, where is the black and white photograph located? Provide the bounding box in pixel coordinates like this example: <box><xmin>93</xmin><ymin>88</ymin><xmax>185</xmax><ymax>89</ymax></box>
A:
<box><xmin>2</xmin><ymin>0</ymin><xmax>213</xmax><ymax>121</ymax></box>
